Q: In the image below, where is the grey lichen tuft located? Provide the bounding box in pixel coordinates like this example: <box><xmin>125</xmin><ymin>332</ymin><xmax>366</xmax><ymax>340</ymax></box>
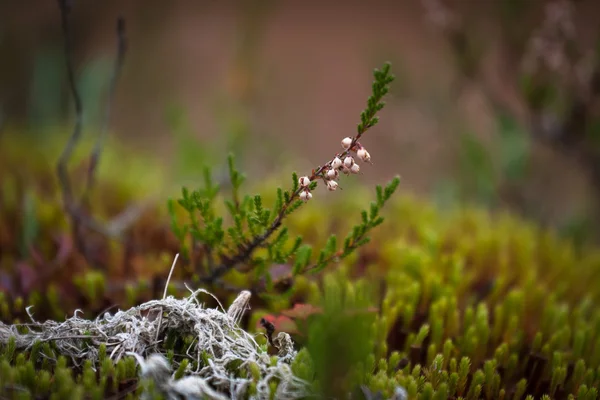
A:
<box><xmin>272</xmin><ymin>332</ymin><xmax>297</xmax><ymax>362</ymax></box>
<box><xmin>128</xmin><ymin>352</ymin><xmax>229</xmax><ymax>400</ymax></box>
<box><xmin>0</xmin><ymin>288</ymin><xmax>311</xmax><ymax>399</ymax></box>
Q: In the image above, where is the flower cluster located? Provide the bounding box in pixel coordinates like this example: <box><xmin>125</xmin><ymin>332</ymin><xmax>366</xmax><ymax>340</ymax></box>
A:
<box><xmin>298</xmin><ymin>136</ymin><xmax>373</xmax><ymax>202</ymax></box>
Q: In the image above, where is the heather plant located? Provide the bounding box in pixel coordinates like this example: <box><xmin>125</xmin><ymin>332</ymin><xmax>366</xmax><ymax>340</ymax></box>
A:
<box><xmin>167</xmin><ymin>62</ymin><xmax>400</xmax><ymax>295</ymax></box>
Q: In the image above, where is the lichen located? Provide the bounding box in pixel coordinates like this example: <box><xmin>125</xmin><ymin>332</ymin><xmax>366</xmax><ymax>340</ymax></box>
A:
<box><xmin>0</xmin><ymin>289</ymin><xmax>310</xmax><ymax>399</ymax></box>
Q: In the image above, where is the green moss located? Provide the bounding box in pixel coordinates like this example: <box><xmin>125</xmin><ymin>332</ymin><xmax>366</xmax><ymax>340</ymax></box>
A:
<box><xmin>246</xmin><ymin>195</ymin><xmax>600</xmax><ymax>398</ymax></box>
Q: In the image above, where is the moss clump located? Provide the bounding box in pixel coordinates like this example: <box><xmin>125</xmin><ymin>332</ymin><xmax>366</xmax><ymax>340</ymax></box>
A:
<box><xmin>0</xmin><ymin>348</ymin><xmax>145</xmax><ymax>399</ymax></box>
<box><xmin>267</xmin><ymin>196</ymin><xmax>600</xmax><ymax>399</ymax></box>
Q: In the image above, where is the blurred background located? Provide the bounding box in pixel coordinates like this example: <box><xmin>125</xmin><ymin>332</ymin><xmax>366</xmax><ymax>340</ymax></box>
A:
<box><xmin>1</xmin><ymin>0</ymin><xmax>600</xmax><ymax>245</ymax></box>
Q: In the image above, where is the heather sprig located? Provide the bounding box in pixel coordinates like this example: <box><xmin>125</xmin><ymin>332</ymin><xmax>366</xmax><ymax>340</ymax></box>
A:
<box><xmin>297</xmin><ymin>61</ymin><xmax>394</xmax><ymax>202</ymax></box>
<box><xmin>168</xmin><ymin>62</ymin><xmax>398</xmax><ymax>290</ymax></box>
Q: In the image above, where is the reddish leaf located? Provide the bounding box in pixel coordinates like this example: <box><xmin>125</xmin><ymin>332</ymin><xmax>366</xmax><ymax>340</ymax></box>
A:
<box><xmin>257</xmin><ymin>314</ymin><xmax>299</xmax><ymax>335</ymax></box>
<box><xmin>279</xmin><ymin>303</ymin><xmax>378</xmax><ymax>322</ymax></box>
<box><xmin>280</xmin><ymin>303</ymin><xmax>323</xmax><ymax>320</ymax></box>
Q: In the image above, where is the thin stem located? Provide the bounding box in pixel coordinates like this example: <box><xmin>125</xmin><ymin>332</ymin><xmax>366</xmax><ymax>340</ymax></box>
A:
<box><xmin>55</xmin><ymin>0</ymin><xmax>141</xmax><ymax>273</ymax></box>
<box><xmin>84</xmin><ymin>16</ymin><xmax>127</xmax><ymax>199</ymax></box>
<box><xmin>56</xmin><ymin>0</ymin><xmax>87</xmax><ymax>261</ymax></box>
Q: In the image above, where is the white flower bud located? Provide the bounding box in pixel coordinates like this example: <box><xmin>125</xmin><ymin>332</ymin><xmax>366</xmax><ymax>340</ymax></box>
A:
<box><xmin>341</xmin><ymin>137</ymin><xmax>353</xmax><ymax>149</ymax></box>
<box><xmin>326</xmin><ymin>180</ymin><xmax>339</xmax><ymax>191</ymax></box>
<box><xmin>298</xmin><ymin>176</ymin><xmax>311</xmax><ymax>187</ymax></box>
<box><xmin>350</xmin><ymin>163</ymin><xmax>360</xmax><ymax>174</ymax></box>
<box><xmin>331</xmin><ymin>157</ymin><xmax>342</xmax><ymax>169</ymax></box>
<box><xmin>341</xmin><ymin>166</ymin><xmax>351</xmax><ymax>175</ymax></box>
<box><xmin>357</xmin><ymin>148</ymin><xmax>371</xmax><ymax>163</ymax></box>
<box><xmin>343</xmin><ymin>156</ymin><xmax>355</xmax><ymax>168</ymax></box>
<box><xmin>326</xmin><ymin>168</ymin><xmax>339</xmax><ymax>180</ymax></box>
<box><xmin>299</xmin><ymin>190</ymin><xmax>312</xmax><ymax>202</ymax></box>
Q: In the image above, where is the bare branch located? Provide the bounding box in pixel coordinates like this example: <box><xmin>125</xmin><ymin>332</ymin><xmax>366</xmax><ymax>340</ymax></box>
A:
<box><xmin>56</xmin><ymin>0</ymin><xmax>88</xmax><ymax>262</ymax></box>
<box><xmin>55</xmin><ymin>1</ymin><xmax>144</xmax><ymax>270</ymax></box>
<box><xmin>56</xmin><ymin>0</ymin><xmax>83</xmax><ymax>203</ymax></box>
<box><xmin>84</xmin><ymin>16</ymin><xmax>128</xmax><ymax>199</ymax></box>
